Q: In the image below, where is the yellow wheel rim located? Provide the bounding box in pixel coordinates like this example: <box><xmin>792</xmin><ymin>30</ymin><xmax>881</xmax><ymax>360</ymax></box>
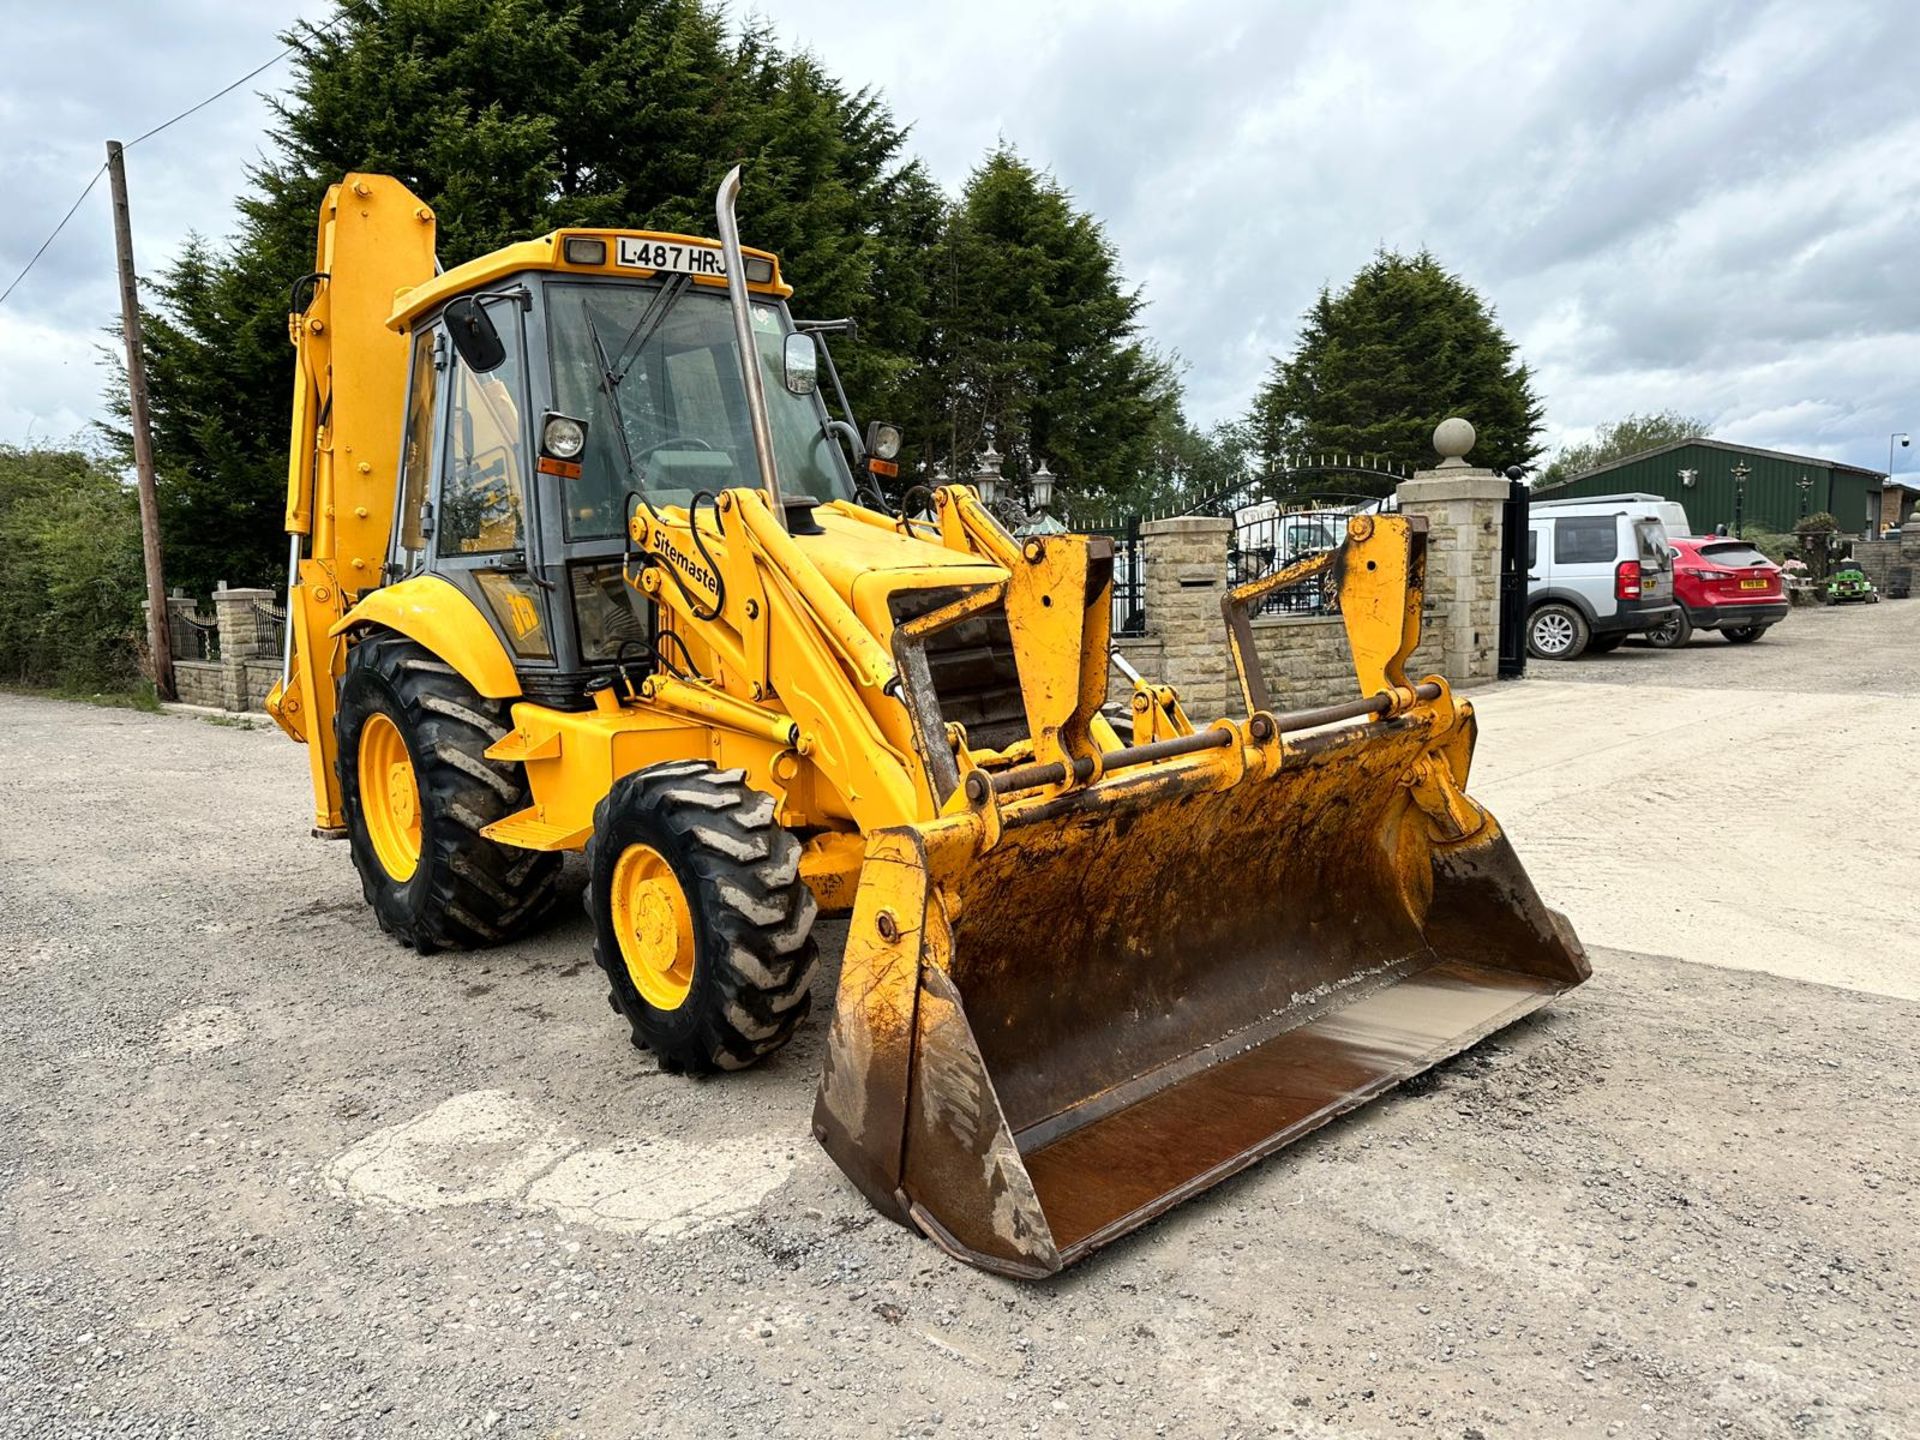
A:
<box><xmin>610</xmin><ymin>843</ymin><xmax>696</xmax><ymax>1011</ymax></box>
<box><xmin>359</xmin><ymin>712</ymin><xmax>422</xmax><ymax>882</ymax></box>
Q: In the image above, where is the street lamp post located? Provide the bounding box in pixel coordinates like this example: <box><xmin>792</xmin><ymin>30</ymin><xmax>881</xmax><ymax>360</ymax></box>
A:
<box><xmin>1797</xmin><ymin>474</ymin><xmax>1813</xmax><ymax>519</ymax></box>
<box><xmin>1731</xmin><ymin>461</ymin><xmax>1750</xmax><ymax>538</ymax></box>
<box><xmin>1029</xmin><ymin>458</ymin><xmax>1056</xmax><ymax>516</ymax></box>
<box><xmin>972</xmin><ymin>444</ymin><xmax>1003</xmax><ymax>508</ymax></box>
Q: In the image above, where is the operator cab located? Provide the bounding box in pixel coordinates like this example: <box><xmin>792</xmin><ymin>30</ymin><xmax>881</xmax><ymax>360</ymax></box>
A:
<box><xmin>385</xmin><ymin>230</ymin><xmax>859</xmax><ymax>707</ymax></box>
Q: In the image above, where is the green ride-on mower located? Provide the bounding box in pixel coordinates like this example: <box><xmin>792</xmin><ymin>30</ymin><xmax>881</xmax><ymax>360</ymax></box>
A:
<box><xmin>1826</xmin><ymin>561</ymin><xmax>1879</xmax><ymax>604</ymax></box>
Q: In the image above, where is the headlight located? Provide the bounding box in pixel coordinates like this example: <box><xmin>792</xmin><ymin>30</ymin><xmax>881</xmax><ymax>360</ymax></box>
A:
<box><xmin>563</xmin><ymin>236</ymin><xmax>607</xmax><ymax>266</ymax></box>
<box><xmin>543</xmin><ymin>414</ymin><xmax>587</xmax><ymax>460</ymax></box>
<box><xmin>866</xmin><ymin>421</ymin><xmax>903</xmax><ymax>461</ymax></box>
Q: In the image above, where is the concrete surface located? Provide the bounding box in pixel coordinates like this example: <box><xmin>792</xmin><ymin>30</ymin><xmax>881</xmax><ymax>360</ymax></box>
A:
<box><xmin>2</xmin><ymin>599</ymin><xmax>1917</xmax><ymax>1439</ymax></box>
<box><xmin>1470</xmin><ymin>599</ymin><xmax>1920</xmax><ymax>1002</ymax></box>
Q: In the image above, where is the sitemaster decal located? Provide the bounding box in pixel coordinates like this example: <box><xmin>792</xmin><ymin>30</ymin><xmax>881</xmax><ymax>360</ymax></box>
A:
<box><xmin>653</xmin><ymin>532</ymin><xmax>721</xmax><ymax>600</ymax></box>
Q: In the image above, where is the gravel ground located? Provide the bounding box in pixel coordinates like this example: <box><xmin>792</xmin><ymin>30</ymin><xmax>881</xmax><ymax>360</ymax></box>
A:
<box><xmin>2</xmin><ymin>601</ymin><xmax>1916</xmax><ymax>1439</ymax></box>
<box><xmin>1537</xmin><ymin>596</ymin><xmax>1920</xmax><ymax>695</ymax></box>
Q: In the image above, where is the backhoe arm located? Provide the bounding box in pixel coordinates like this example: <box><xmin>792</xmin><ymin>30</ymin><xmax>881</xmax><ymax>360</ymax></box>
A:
<box><xmin>267</xmin><ymin>176</ymin><xmax>437</xmax><ymax>832</ymax></box>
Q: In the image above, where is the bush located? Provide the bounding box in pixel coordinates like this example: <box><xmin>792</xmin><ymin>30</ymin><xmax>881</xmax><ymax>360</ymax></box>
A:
<box><xmin>0</xmin><ymin>445</ymin><xmax>147</xmax><ymax>691</ymax></box>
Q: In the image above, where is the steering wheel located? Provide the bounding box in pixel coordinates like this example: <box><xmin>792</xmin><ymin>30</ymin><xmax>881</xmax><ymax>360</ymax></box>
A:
<box><xmin>634</xmin><ymin>436</ymin><xmax>716</xmax><ymax>462</ymax></box>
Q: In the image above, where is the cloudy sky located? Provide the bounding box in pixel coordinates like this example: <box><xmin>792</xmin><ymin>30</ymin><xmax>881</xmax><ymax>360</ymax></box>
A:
<box><xmin>3</xmin><ymin>0</ymin><xmax>1917</xmax><ymax>477</ymax></box>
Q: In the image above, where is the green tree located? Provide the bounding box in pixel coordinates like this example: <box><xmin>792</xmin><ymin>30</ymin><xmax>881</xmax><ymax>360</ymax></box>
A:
<box><xmin>924</xmin><ymin>147</ymin><xmax>1182</xmax><ymax>511</ymax></box>
<box><xmin>1540</xmin><ymin>409</ymin><xmax>1709</xmax><ymax>486</ymax></box>
<box><xmin>121</xmin><ymin>0</ymin><xmax>941</xmax><ymax>593</ymax></box>
<box><xmin>0</xmin><ymin>446</ymin><xmax>146</xmax><ymax>690</ymax></box>
<box><xmin>1249</xmin><ymin>250</ymin><xmax>1543</xmax><ymax>492</ymax></box>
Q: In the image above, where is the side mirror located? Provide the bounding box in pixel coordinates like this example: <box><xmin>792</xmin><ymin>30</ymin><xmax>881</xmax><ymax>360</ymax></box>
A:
<box><xmin>782</xmin><ymin>331</ymin><xmax>818</xmax><ymax>396</ymax></box>
<box><xmin>444</xmin><ymin>296</ymin><xmax>506</xmax><ymax>374</ymax></box>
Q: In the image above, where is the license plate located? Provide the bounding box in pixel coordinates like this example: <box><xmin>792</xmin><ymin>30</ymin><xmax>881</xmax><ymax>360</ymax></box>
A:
<box><xmin>1740</xmin><ymin>578</ymin><xmax>1770</xmax><ymax>590</ymax></box>
<box><xmin>615</xmin><ymin>237</ymin><xmax>728</xmax><ymax>278</ymax></box>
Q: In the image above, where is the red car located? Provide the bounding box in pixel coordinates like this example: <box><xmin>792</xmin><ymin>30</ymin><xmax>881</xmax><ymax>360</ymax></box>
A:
<box><xmin>1648</xmin><ymin>536</ymin><xmax>1788</xmax><ymax>647</ymax></box>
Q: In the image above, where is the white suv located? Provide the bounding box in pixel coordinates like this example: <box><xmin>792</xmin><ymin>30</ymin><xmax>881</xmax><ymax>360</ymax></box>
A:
<box><xmin>1525</xmin><ymin>501</ymin><xmax>1679</xmax><ymax>659</ymax></box>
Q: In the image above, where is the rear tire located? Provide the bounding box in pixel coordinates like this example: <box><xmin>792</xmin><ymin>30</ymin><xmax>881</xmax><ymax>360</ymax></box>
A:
<box><xmin>1587</xmin><ymin>634</ymin><xmax>1625</xmax><ymax>654</ymax></box>
<box><xmin>1646</xmin><ymin>612</ymin><xmax>1693</xmax><ymax>649</ymax></box>
<box><xmin>1527</xmin><ymin>603</ymin><xmax>1589</xmax><ymax>660</ymax></box>
<box><xmin>1723</xmin><ymin>625</ymin><xmax>1770</xmax><ymax>644</ymax></box>
<box><xmin>587</xmin><ymin>761</ymin><xmax>817</xmax><ymax>1073</ymax></box>
<box><xmin>336</xmin><ymin>632</ymin><xmax>564</xmax><ymax>951</ymax></box>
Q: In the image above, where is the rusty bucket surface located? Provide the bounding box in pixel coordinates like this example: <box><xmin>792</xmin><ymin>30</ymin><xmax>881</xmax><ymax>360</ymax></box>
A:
<box><xmin>814</xmin><ymin>709</ymin><xmax>1588</xmax><ymax>1277</ymax></box>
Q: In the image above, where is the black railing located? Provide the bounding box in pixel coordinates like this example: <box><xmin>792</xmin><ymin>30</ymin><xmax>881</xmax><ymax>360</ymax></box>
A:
<box><xmin>252</xmin><ymin>598</ymin><xmax>288</xmax><ymax>659</ymax></box>
<box><xmin>176</xmin><ymin>612</ymin><xmax>219</xmax><ymax>662</ymax></box>
<box><xmin>1225</xmin><ymin>496</ymin><xmax>1401</xmax><ymax>617</ymax></box>
<box><xmin>1075</xmin><ymin>511</ymin><xmax>1147</xmax><ymax>636</ymax></box>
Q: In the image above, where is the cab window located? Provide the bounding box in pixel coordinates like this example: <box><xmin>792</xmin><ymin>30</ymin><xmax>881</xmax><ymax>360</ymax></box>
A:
<box><xmin>547</xmin><ymin>281</ymin><xmax>853</xmax><ymax>540</ymax></box>
<box><xmin>439</xmin><ymin>297</ymin><xmax>529</xmax><ymax>555</ymax></box>
<box><xmin>1554</xmin><ymin>516</ymin><xmax>1617</xmax><ymax>565</ymax></box>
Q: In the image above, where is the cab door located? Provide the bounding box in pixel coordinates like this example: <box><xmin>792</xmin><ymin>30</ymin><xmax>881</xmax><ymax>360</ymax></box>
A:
<box><xmin>429</xmin><ymin>295</ymin><xmax>555</xmax><ymax>668</ymax></box>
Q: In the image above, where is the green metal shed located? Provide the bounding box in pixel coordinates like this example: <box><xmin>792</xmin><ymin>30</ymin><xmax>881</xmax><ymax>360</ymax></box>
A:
<box><xmin>1534</xmin><ymin>439</ymin><xmax>1886</xmax><ymax>536</ymax></box>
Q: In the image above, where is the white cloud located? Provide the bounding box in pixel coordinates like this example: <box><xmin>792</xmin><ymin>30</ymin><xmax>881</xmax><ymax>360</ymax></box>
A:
<box><xmin>3</xmin><ymin>0</ymin><xmax>1916</xmax><ymax>479</ymax></box>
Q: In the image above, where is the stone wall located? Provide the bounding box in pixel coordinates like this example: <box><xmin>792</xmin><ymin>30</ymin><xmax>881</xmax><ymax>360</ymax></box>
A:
<box><xmin>1848</xmin><ymin>531</ymin><xmax>1920</xmax><ymax>598</ymax></box>
<box><xmin>148</xmin><ymin>586</ymin><xmax>284</xmax><ymax>711</ymax></box>
<box><xmin>171</xmin><ymin>660</ymin><xmax>226</xmax><ymax>709</ymax></box>
<box><xmin>1136</xmin><ymin>516</ymin><xmax>1238</xmax><ymax>722</ymax></box>
<box><xmin>1394</xmin><ymin>469</ymin><xmax>1506</xmax><ymax>687</ymax></box>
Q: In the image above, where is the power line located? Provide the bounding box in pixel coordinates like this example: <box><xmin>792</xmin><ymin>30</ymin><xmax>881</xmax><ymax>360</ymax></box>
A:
<box><xmin>0</xmin><ymin>164</ymin><xmax>107</xmax><ymax>308</ymax></box>
<box><xmin>0</xmin><ymin>4</ymin><xmax>357</xmax><ymax>310</ymax></box>
<box><xmin>125</xmin><ymin>43</ymin><xmax>304</xmax><ymax>149</ymax></box>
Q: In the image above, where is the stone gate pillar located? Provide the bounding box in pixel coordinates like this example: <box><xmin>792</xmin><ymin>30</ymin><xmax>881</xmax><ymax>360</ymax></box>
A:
<box><xmin>1139</xmin><ymin>515</ymin><xmax>1233</xmax><ymax>721</ymax></box>
<box><xmin>213</xmin><ymin>586</ymin><xmax>276</xmax><ymax>710</ymax></box>
<box><xmin>1395</xmin><ymin>418</ymin><xmax>1506</xmax><ymax>687</ymax></box>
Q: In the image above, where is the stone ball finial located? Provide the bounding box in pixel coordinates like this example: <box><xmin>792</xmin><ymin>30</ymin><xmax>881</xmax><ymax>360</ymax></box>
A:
<box><xmin>1433</xmin><ymin>417</ymin><xmax>1475</xmax><ymax>466</ymax></box>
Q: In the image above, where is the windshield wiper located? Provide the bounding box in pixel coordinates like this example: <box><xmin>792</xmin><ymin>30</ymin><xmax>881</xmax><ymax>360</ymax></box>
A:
<box><xmin>597</xmin><ymin>274</ymin><xmax>690</xmax><ymax>392</ymax></box>
<box><xmin>581</xmin><ymin>299</ymin><xmax>647</xmax><ymax>499</ymax></box>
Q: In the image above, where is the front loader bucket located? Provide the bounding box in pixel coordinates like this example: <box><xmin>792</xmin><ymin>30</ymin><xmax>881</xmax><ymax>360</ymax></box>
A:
<box><xmin>813</xmin><ymin>707</ymin><xmax>1588</xmax><ymax>1277</ymax></box>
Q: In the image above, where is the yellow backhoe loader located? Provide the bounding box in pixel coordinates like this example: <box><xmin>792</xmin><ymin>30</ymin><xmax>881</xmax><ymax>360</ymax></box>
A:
<box><xmin>269</xmin><ymin>168</ymin><xmax>1588</xmax><ymax>1277</ymax></box>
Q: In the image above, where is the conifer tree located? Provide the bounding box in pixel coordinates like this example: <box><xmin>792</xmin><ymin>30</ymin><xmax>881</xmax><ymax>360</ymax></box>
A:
<box><xmin>1249</xmin><ymin>250</ymin><xmax>1542</xmax><ymax>490</ymax></box>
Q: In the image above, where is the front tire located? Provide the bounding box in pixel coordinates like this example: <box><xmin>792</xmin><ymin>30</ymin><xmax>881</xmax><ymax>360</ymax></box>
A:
<box><xmin>1527</xmin><ymin>603</ymin><xmax>1589</xmax><ymax>660</ymax></box>
<box><xmin>587</xmin><ymin>761</ymin><xmax>817</xmax><ymax>1073</ymax></box>
<box><xmin>336</xmin><ymin>632</ymin><xmax>563</xmax><ymax>951</ymax></box>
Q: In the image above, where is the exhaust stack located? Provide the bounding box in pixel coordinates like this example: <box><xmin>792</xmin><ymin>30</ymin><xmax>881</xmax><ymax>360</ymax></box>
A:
<box><xmin>714</xmin><ymin>166</ymin><xmax>784</xmax><ymax>529</ymax></box>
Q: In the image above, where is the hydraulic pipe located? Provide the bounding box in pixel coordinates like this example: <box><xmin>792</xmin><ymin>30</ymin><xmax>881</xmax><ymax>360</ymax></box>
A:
<box><xmin>641</xmin><ymin>673</ymin><xmax>803</xmax><ymax>751</ymax></box>
<box><xmin>1268</xmin><ymin>682</ymin><xmax>1442</xmax><ymax>734</ymax></box>
<box><xmin>983</xmin><ymin>683</ymin><xmax>1445</xmax><ymax>799</ymax></box>
<box><xmin>714</xmin><ymin>167</ymin><xmax>783</xmax><ymax>530</ymax></box>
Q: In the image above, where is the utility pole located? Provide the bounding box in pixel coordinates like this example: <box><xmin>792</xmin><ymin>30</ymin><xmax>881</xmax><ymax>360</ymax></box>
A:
<box><xmin>106</xmin><ymin>139</ymin><xmax>174</xmax><ymax>700</ymax></box>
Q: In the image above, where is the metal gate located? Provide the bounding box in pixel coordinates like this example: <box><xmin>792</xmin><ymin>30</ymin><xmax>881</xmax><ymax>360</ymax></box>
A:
<box><xmin>1078</xmin><ymin>513</ymin><xmax>1146</xmax><ymax>636</ymax></box>
<box><xmin>1497</xmin><ymin>472</ymin><xmax>1529</xmax><ymax>679</ymax></box>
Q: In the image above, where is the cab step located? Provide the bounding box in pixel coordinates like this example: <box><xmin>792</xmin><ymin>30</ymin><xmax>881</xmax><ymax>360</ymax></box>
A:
<box><xmin>482</xmin><ymin>808</ymin><xmax>590</xmax><ymax>852</ymax></box>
